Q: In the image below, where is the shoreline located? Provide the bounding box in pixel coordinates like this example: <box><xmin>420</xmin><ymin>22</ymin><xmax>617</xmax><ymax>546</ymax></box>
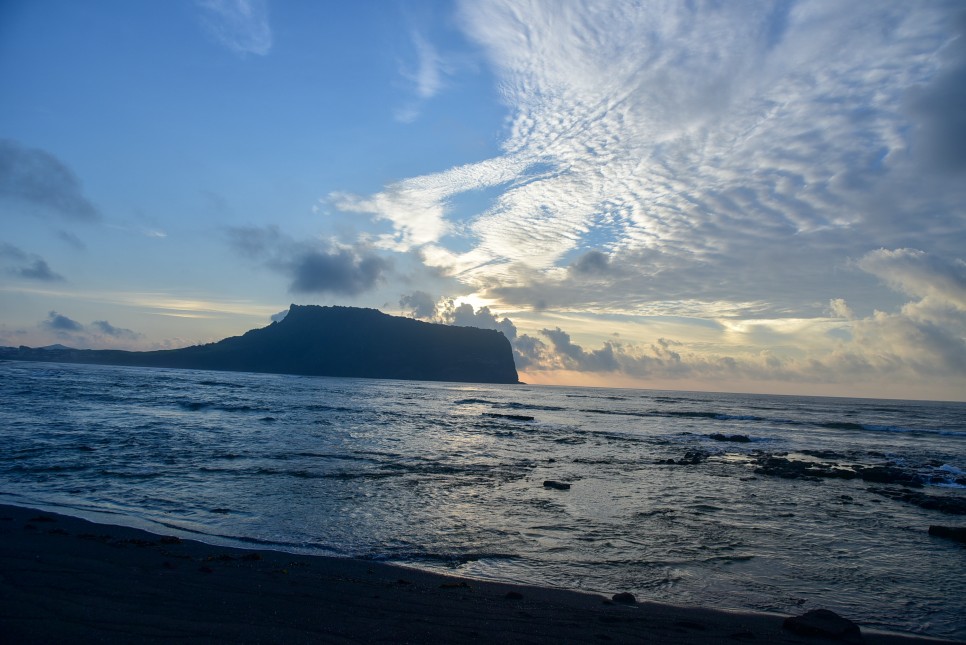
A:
<box><xmin>0</xmin><ymin>503</ymin><xmax>950</xmax><ymax>643</ymax></box>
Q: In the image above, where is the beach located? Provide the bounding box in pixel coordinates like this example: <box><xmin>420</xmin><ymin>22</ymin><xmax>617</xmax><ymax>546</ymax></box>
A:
<box><xmin>0</xmin><ymin>503</ymin><xmax>951</xmax><ymax>644</ymax></box>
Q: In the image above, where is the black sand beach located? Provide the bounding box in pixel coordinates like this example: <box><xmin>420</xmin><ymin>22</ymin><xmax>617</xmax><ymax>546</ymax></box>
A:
<box><xmin>0</xmin><ymin>504</ymin><xmax>951</xmax><ymax>644</ymax></box>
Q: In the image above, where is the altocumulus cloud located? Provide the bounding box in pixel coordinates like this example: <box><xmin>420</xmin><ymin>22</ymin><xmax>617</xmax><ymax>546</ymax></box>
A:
<box><xmin>0</xmin><ymin>140</ymin><xmax>99</xmax><ymax>221</ymax></box>
<box><xmin>331</xmin><ymin>2</ymin><xmax>966</xmax><ymax>325</ymax></box>
<box><xmin>227</xmin><ymin>226</ymin><xmax>392</xmax><ymax>296</ymax></box>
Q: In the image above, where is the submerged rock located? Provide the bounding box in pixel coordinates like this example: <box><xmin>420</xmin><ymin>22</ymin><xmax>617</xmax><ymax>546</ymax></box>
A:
<box><xmin>928</xmin><ymin>525</ymin><xmax>966</xmax><ymax>543</ymax></box>
<box><xmin>543</xmin><ymin>480</ymin><xmax>571</xmax><ymax>490</ymax></box>
<box><xmin>869</xmin><ymin>488</ymin><xmax>966</xmax><ymax>515</ymax></box>
<box><xmin>483</xmin><ymin>412</ymin><xmax>535</xmax><ymax>422</ymax></box>
<box><xmin>708</xmin><ymin>433</ymin><xmax>751</xmax><ymax>443</ymax></box>
<box><xmin>783</xmin><ymin>609</ymin><xmax>862</xmax><ymax>643</ymax></box>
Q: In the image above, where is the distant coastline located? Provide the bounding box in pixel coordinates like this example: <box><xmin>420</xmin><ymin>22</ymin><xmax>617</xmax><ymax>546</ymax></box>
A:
<box><xmin>0</xmin><ymin>305</ymin><xmax>520</xmax><ymax>385</ymax></box>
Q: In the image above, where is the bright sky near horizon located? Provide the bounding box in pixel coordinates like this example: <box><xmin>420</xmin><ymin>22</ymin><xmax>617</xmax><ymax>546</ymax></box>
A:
<box><xmin>2</xmin><ymin>0</ymin><xmax>965</xmax><ymax>401</ymax></box>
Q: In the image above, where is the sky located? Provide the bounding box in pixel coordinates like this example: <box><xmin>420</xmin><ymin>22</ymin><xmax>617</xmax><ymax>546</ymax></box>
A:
<box><xmin>2</xmin><ymin>0</ymin><xmax>965</xmax><ymax>401</ymax></box>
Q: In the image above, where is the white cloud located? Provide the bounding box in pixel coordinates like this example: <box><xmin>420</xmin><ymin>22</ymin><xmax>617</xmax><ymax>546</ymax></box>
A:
<box><xmin>327</xmin><ymin>1</ymin><xmax>966</xmax><ymax>395</ymax></box>
<box><xmin>197</xmin><ymin>0</ymin><xmax>272</xmax><ymax>56</ymax></box>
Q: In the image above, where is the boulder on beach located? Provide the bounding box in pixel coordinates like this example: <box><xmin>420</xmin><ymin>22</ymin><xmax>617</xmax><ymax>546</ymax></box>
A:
<box><xmin>783</xmin><ymin>609</ymin><xmax>862</xmax><ymax>643</ymax></box>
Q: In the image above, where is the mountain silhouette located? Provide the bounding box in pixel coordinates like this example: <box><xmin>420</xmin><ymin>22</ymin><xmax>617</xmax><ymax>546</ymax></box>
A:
<box><xmin>1</xmin><ymin>305</ymin><xmax>520</xmax><ymax>384</ymax></box>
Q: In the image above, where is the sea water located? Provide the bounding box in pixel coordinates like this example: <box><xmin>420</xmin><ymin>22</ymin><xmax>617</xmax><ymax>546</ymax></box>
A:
<box><xmin>1</xmin><ymin>360</ymin><xmax>964</xmax><ymax>639</ymax></box>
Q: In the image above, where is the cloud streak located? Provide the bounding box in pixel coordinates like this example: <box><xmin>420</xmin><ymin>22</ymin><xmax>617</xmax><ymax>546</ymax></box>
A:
<box><xmin>197</xmin><ymin>0</ymin><xmax>272</xmax><ymax>56</ymax></box>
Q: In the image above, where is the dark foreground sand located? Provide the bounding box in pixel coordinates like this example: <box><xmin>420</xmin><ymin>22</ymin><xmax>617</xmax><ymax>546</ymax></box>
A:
<box><xmin>0</xmin><ymin>504</ymin><xmax>950</xmax><ymax>644</ymax></box>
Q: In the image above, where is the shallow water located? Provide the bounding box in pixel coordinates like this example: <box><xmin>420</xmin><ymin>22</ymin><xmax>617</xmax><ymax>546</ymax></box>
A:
<box><xmin>1</xmin><ymin>361</ymin><xmax>964</xmax><ymax>638</ymax></box>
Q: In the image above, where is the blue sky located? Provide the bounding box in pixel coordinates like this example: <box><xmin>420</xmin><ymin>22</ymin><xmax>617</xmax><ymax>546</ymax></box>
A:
<box><xmin>2</xmin><ymin>0</ymin><xmax>965</xmax><ymax>400</ymax></box>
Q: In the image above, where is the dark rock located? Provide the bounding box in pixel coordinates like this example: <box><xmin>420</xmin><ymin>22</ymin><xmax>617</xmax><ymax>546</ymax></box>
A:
<box><xmin>669</xmin><ymin>450</ymin><xmax>708</xmax><ymax>466</ymax></box>
<box><xmin>483</xmin><ymin>413</ymin><xmax>535</xmax><ymax>422</ymax></box>
<box><xmin>611</xmin><ymin>592</ymin><xmax>636</xmax><ymax>604</ymax></box>
<box><xmin>928</xmin><ymin>525</ymin><xmax>966</xmax><ymax>543</ymax></box>
<box><xmin>753</xmin><ymin>456</ymin><xmax>857</xmax><ymax>481</ymax></box>
<box><xmin>869</xmin><ymin>487</ymin><xmax>966</xmax><ymax>515</ymax></box>
<box><xmin>504</xmin><ymin>591</ymin><xmax>524</xmax><ymax>600</ymax></box>
<box><xmin>543</xmin><ymin>480</ymin><xmax>571</xmax><ymax>490</ymax></box>
<box><xmin>783</xmin><ymin>609</ymin><xmax>862</xmax><ymax>643</ymax></box>
<box><xmin>708</xmin><ymin>433</ymin><xmax>751</xmax><ymax>443</ymax></box>
<box><xmin>858</xmin><ymin>465</ymin><xmax>919</xmax><ymax>486</ymax></box>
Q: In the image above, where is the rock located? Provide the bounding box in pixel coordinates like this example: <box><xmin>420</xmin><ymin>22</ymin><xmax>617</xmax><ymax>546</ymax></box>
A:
<box><xmin>858</xmin><ymin>465</ymin><xmax>920</xmax><ymax>486</ymax></box>
<box><xmin>543</xmin><ymin>480</ymin><xmax>571</xmax><ymax>490</ymax></box>
<box><xmin>483</xmin><ymin>413</ymin><xmax>535</xmax><ymax>422</ymax></box>
<box><xmin>783</xmin><ymin>609</ymin><xmax>862</xmax><ymax>643</ymax></box>
<box><xmin>708</xmin><ymin>433</ymin><xmax>751</xmax><ymax>442</ymax></box>
<box><xmin>504</xmin><ymin>591</ymin><xmax>524</xmax><ymax>600</ymax></box>
<box><xmin>611</xmin><ymin>592</ymin><xmax>636</xmax><ymax>604</ymax></box>
<box><xmin>928</xmin><ymin>525</ymin><xmax>966</xmax><ymax>543</ymax></box>
<box><xmin>869</xmin><ymin>487</ymin><xmax>966</xmax><ymax>515</ymax></box>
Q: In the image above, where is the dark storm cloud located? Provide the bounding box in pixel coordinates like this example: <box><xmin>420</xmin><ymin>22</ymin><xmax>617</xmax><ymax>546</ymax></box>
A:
<box><xmin>0</xmin><ymin>242</ymin><xmax>65</xmax><ymax>282</ymax></box>
<box><xmin>41</xmin><ymin>311</ymin><xmax>83</xmax><ymax>333</ymax></box>
<box><xmin>227</xmin><ymin>225</ymin><xmax>393</xmax><ymax>296</ymax></box>
<box><xmin>91</xmin><ymin>320</ymin><xmax>140</xmax><ymax>339</ymax></box>
<box><xmin>0</xmin><ymin>139</ymin><xmax>99</xmax><ymax>220</ymax></box>
<box><xmin>287</xmin><ymin>247</ymin><xmax>390</xmax><ymax>296</ymax></box>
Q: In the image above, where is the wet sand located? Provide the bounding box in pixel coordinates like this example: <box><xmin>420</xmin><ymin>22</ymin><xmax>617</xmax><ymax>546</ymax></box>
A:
<box><xmin>0</xmin><ymin>503</ymin><xmax>947</xmax><ymax>643</ymax></box>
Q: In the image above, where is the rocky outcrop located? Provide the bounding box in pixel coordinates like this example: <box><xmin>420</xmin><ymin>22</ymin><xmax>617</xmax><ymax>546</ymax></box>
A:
<box><xmin>0</xmin><ymin>305</ymin><xmax>521</xmax><ymax>385</ymax></box>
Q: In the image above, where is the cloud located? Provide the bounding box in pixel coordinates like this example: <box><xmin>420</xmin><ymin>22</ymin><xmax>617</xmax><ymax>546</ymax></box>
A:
<box><xmin>41</xmin><ymin>311</ymin><xmax>83</xmax><ymax>333</ymax></box>
<box><xmin>436</xmin><ymin>299</ymin><xmax>517</xmax><ymax>340</ymax></box>
<box><xmin>541</xmin><ymin>327</ymin><xmax>620</xmax><ymax>372</ymax></box>
<box><xmin>197</xmin><ymin>0</ymin><xmax>272</xmax><ymax>56</ymax></box>
<box><xmin>91</xmin><ymin>320</ymin><xmax>141</xmax><ymax>340</ymax></box>
<box><xmin>15</xmin><ymin>259</ymin><xmax>64</xmax><ymax>282</ymax></box>
<box><xmin>0</xmin><ymin>242</ymin><xmax>65</xmax><ymax>282</ymax></box>
<box><xmin>905</xmin><ymin>10</ymin><xmax>966</xmax><ymax>173</ymax></box>
<box><xmin>400</xmin><ymin>290</ymin><xmax>438</xmax><ymax>319</ymax></box>
<box><xmin>857</xmin><ymin>248</ymin><xmax>966</xmax><ymax>309</ymax></box>
<box><xmin>57</xmin><ymin>230</ymin><xmax>86</xmax><ymax>250</ymax></box>
<box><xmin>0</xmin><ymin>139</ymin><xmax>99</xmax><ymax>221</ymax></box>
<box><xmin>227</xmin><ymin>226</ymin><xmax>392</xmax><ymax>296</ymax></box>
<box><xmin>395</xmin><ymin>33</ymin><xmax>446</xmax><ymax>122</ymax></box>
<box><xmin>288</xmin><ymin>247</ymin><xmax>390</xmax><ymax>296</ymax></box>
<box><xmin>331</xmin><ymin>2</ymin><xmax>965</xmax><ymax>320</ymax></box>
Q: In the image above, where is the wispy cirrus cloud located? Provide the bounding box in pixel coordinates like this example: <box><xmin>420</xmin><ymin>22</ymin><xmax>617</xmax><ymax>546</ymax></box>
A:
<box><xmin>395</xmin><ymin>33</ymin><xmax>447</xmax><ymax>123</ymax></box>
<box><xmin>196</xmin><ymin>0</ymin><xmax>272</xmax><ymax>56</ymax></box>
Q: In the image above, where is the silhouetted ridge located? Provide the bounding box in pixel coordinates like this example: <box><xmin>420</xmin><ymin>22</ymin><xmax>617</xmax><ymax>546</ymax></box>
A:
<box><xmin>0</xmin><ymin>305</ymin><xmax>520</xmax><ymax>384</ymax></box>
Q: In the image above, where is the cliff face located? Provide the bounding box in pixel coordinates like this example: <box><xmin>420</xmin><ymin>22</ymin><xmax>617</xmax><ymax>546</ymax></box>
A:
<box><xmin>1</xmin><ymin>305</ymin><xmax>520</xmax><ymax>385</ymax></box>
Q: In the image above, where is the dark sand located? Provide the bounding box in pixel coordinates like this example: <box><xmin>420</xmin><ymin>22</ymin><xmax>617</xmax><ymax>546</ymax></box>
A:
<box><xmin>0</xmin><ymin>504</ymin><xmax>949</xmax><ymax>643</ymax></box>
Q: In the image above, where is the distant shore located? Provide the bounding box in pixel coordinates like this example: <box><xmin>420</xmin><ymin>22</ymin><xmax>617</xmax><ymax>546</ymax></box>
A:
<box><xmin>0</xmin><ymin>503</ymin><xmax>948</xmax><ymax>643</ymax></box>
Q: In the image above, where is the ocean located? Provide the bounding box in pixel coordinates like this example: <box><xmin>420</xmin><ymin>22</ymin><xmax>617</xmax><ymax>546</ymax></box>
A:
<box><xmin>1</xmin><ymin>360</ymin><xmax>964</xmax><ymax>639</ymax></box>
